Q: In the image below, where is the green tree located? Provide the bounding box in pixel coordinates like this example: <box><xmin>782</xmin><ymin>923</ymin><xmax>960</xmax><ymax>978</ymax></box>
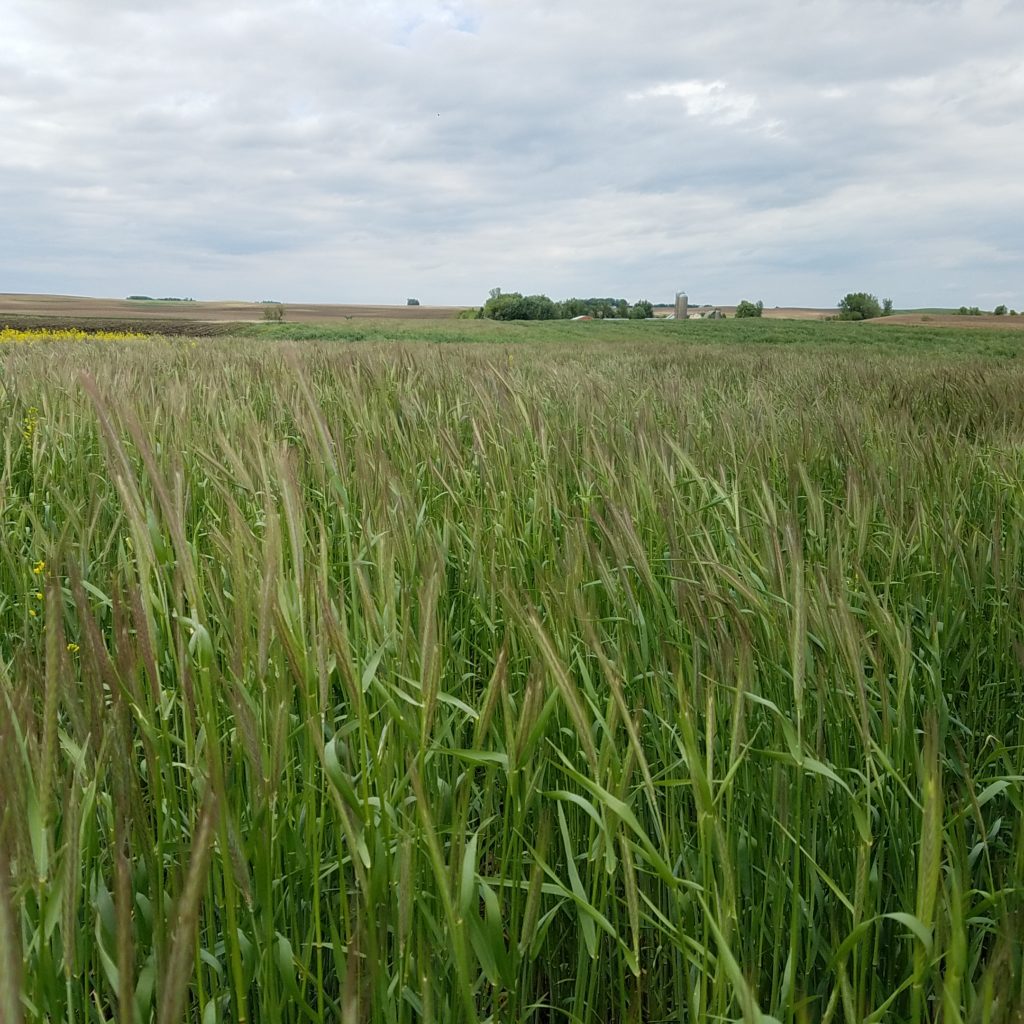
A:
<box><xmin>838</xmin><ymin>292</ymin><xmax>883</xmax><ymax>321</ymax></box>
<box><xmin>480</xmin><ymin>291</ymin><xmax>520</xmax><ymax>319</ymax></box>
<box><xmin>481</xmin><ymin>290</ymin><xmax>654</xmax><ymax>321</ymax></box>
<box><xmin>994</xmin><ymin>304</ymin><xmax>1007</xmax><ymax>316</ymax></box>
<box><xmin>882</xmin><ymin>298</ymin><xmax>894</xmax><ymax>315</ymax></box>
<box><xmin>735</xmin><ymin>299</ymin><xmax>763</xmax><ymax>318</ymax></box>
<box><xmin>481</xmin><ymin>291</ymin><xmax>558</xmax><ymax>321</ymax></box>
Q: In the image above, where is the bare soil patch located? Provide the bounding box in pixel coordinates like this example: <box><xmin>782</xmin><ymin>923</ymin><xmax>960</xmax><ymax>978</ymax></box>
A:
<box><xmin>870</xmin><ymin>313</ymin><xmax>1024</xmax><ymax>330</ymax></box>
<box><xmin>0</xmin><ymin>293</ymin><xmax>469</xmax><ymax>325</ymax></box>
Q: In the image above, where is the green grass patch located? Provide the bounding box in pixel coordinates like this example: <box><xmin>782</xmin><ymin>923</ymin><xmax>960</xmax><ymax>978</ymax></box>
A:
<box><xmin>241</xmin><ymin>315</ymin><xmax>1024</xmax><ymax>357</ymax></box>
<box><xmin>0</xmin><ymin>335</ymin><xmax>1021</xmax><ymax>1022</ymax></box>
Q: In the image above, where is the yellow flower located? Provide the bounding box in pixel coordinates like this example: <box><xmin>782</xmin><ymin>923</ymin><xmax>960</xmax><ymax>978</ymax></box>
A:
<box><xmin>28</xmin><ymin>609</ymin><xmax>37</xmax><ymax>618</ymax></box>
<box><xmin>66</xmin><ymin>642</ymin><xmax>80</xmax><ymax>653</ymax></box>
<box><xmin>0</xmin><ymin>327</ymin><xmax>147</xmax><ymax>344</ymax></box>
<box><xmin>32</xmin><ymin>560</ymin><xmax>46</xmax><ymax>575</ymax></box>
<box><xmin>34</xmin><ymin>591</ymin><xmax>44</xmax><ymax>600</ymax></box>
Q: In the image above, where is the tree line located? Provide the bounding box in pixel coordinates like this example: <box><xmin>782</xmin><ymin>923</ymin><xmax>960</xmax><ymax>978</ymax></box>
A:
<box><xmin>473</xmin><ymin>289</ymin><xmax>654</xmax><ymax>321</ymax></box>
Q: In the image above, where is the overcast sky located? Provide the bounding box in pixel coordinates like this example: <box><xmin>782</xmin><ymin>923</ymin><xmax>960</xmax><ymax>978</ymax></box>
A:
<box><xmin>3</xmin><ymin>0</ymin><xmax>1022</xmax><ymax>307</ymax></box>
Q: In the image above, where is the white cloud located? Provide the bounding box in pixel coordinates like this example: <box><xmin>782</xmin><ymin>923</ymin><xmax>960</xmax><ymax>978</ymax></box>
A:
<box><xmin>1</xmin><ymin>0</ymin><xmax>1023</xmax><ymax>307</ymax></box>
<box><xmin>629</xmin><ymin>80</ymin><xmax>760</xmax><ymax>127</ymax></box>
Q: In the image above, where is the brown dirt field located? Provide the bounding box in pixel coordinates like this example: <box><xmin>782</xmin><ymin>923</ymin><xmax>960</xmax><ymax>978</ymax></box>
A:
<box><xmin>9</xmin><ymin>294</ymin><xmax>1021</xmax><ymax>331</ymax></box>
<box><xmin>869</xmin><ymin>313</ymin><xmax>1024</xmax><ymax>330</ymax></box>
<box><xmin>0</xmin><ymin>293</ymin><xmax>469</xmax><ymax>324</ymax></box>
<box><xmin>761</xmin><ymin>307</ymin><xmax>833</xmax><ymax>320</ymax></box>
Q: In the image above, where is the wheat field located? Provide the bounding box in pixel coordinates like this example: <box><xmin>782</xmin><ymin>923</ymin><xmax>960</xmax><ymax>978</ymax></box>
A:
<box><xmin>1</xmin><ymin>332</ymin><xmax>1022</xmax><ymax>1023</ymax></box>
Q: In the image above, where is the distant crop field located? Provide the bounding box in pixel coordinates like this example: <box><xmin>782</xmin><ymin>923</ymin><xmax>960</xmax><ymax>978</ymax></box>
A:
<box><xmin>13</xmin><ymin>292</ymin><xmax>1024</xmax><ymax>333</ymax></box>
<box><xmin>240</xmin><ymin>313</ymin><xmax>1024</xmax><ymax>359</ymax></box>
<box><xmin>0</xmin><ymin>314</ymin><xmax>240</xmax><ymax>337</ymax></box>
<box><xmin>0</xmin><ymin>292</ymin><xmax>469</xmax><ymax>325</ymax></box>
<box><xmin>1</xmin><ymin>331</ymin><xmax>1022</xmax><ymax>1023</ymax></box>
<box><xmin>877</xmin><ymin>312</ymin><xmax>1024</xmax><ymax>329</ymax></box>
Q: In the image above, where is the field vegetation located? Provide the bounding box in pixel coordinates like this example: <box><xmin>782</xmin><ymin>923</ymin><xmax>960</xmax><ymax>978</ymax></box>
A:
<box><xmin>0</xmin><ymin>294</ymin><xmax>468</xmax><ymax>325</ymax></box>
<box><xmin>0</xmin><ymin>327</ymin><xmax>148</xmax><ymax>344</ymax></box>
<box><xmin>228</xmin><ymin>315</ymin><xmax>1024</xmax><ymax>353</ymax></box>
<box><xmin>1</xmin><ymin>325</ymin><xmax>1023</xmax><ymax>1023</ymax></box>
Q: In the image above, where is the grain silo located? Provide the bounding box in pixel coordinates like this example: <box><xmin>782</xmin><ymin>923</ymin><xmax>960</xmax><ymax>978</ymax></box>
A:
<box><xmin>675</xmin><ymin>292</ymin><xmax>689</xmax><ymax>320</ymax></box>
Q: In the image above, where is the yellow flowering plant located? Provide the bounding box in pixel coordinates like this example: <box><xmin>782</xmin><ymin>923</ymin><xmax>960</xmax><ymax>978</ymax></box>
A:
<box><xmin>1</xmin><ymin>327</ymin><xmax>148</xmax><ymax>343</ymax></box>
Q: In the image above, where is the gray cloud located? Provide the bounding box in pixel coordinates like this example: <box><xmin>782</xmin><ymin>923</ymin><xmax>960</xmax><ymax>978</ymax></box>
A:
<box><xmin>2</xmin><ymin>0</ymin><xmax>1022</xmax><ymax>306</ymax></box>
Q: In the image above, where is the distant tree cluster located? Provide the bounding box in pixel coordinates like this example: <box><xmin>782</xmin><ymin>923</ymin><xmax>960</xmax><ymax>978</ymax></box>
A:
<box><xmin>956</xmin><ymin>305</ymin><xmax>1020</xmax><ymax>316</ymax></box>
<box><xmin>735</xmin><ymin>299</ymin><xmax>764</xmax><ymax>318</ymax></box>
<box><xmin>126</xmin><ymin>295</ymin><xmax>195</xmax><ymax>302</ymax></box>
<box><xmin>477</xmin><ymin>289</ymin><xmax>654</xmax><ymax>321</ymax></box>
<box><xmin>836</xmin><ymin>293</ymin><xmax>893</xmax><ymax>321</ymax></box>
